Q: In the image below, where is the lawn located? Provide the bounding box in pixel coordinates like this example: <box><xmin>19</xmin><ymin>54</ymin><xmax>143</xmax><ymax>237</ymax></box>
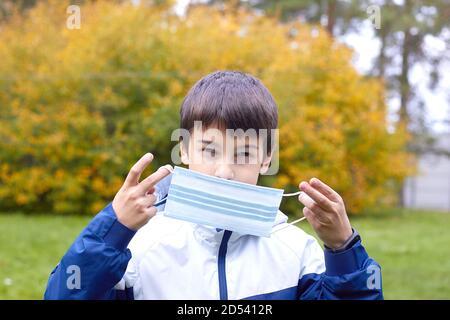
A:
<box><xmin>0</xmin><ymin>208</ymin><xmax>449</xmax><ymax>299</ymax></box>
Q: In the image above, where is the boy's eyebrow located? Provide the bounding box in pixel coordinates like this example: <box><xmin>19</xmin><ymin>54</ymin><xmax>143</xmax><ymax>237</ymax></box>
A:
<box><xmin>237</xmin><ymin>144</ymin><xmax>258</xmax><ymax>149</ymax></box>
<box><xmin>197</xmin><ymin>139</ymin><xmax>258</xmax><ymax>149</ymax></box>
<box><xmin>198</xmin><ymin>139</ymin><xmax>215</xmax><ymax>144</ymax></box>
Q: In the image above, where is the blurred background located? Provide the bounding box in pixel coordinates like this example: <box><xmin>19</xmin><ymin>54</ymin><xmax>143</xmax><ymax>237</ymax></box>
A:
<box><xmin>0</xmin><ymin>0</ymin><xmax>449</xmax><ymax>299</ymax></box>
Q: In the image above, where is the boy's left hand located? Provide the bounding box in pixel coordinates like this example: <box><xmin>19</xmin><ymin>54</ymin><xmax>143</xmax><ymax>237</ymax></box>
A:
<box><xmin>298</xmin><ymin>178</ymin><xmax>353</xmax><ymax>250</ymax></box>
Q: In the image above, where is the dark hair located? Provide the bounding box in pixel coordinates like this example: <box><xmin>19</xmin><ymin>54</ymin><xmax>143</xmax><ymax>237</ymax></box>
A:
<box><xmin>180</xmin><ymin>70</ymin><xmax>278</xmax><ymax>155</ymax></box>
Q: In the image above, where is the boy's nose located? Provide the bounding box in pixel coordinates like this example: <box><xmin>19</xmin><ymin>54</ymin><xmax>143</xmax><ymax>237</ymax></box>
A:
<box><xmin>214</xmin><ymin>164</ymin><xmax>235</xmax><ymax>180</ymax></box>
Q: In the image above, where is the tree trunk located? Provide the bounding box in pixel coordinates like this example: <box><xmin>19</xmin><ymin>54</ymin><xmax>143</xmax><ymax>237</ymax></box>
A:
<box><xmin>397</xmin><ymin>27</ymin><xmax>412</xmax><ymax>208</ymax></box>
<box><xmin>376</xmin><ymin>24</ymin><xmax>388</xmax><ymax>78</ymax></box>
<box><xmin>399</xmin><ymin>29</ymin><xmax>411</xmax><ymax>126</ymax></box>
<box><xmin>326</xmin><ymin>0</ymin><xmax>336</xmax><ymax>37</ymax></box>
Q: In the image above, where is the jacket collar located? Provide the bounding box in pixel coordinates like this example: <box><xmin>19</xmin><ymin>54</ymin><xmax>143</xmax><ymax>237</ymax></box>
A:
<box><xmin>191</xmin><ymin>210</ymin><xmax>289</xmax><ymax>247</ymax></box>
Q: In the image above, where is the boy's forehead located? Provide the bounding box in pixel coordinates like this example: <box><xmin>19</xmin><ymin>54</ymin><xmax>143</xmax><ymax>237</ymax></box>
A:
<box><xmin>193</xmin><ymin>125</ymin><xmax>259</xmax><ymax>146</ymax></box>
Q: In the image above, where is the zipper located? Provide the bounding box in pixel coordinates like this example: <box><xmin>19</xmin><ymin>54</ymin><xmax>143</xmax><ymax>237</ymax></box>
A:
<box><xmin>218</xmin><ymin>230</ymin><xmax>232</xmax><ymax>300</ymax></box>
<box><xmin>153</xmin><ymin>194</ymin><xmax>168</xmax><ymax>208</ymax></box>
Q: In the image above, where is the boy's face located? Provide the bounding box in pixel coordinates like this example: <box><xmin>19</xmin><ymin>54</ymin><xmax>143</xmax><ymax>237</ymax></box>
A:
<box><xmin>180</xmin><ymin>123</ymin><xmax>272</xmax><ymax>185</ymax></box>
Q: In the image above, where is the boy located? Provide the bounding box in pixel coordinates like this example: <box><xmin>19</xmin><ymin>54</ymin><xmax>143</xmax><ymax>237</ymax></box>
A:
<box><xmin>44</xmin><ymin>71</ymin><xmax>383</xmax><ymax>300</ymax></box>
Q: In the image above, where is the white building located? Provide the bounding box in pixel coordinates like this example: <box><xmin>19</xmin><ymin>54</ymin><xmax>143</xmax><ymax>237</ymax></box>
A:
<box><xmin>403</xmin><ymin>134</ymin><xmax>450</xmax><ymax>212</ymax></box>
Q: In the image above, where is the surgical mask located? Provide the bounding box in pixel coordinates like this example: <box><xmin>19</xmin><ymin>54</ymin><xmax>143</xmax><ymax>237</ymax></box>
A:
<box><xmin>154</xmin><ymin>166</ymin><xmax>304</xmax><ymax>237</ymax></box>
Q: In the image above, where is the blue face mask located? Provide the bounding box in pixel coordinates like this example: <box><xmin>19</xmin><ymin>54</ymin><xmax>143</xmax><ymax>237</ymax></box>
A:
<box><xmin>154</xmin><ymin>166</ymin><xmax>302</xmax><ymax>237</ymax></box>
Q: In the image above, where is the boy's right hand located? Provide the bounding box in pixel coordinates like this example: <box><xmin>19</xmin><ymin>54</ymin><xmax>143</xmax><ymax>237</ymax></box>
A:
<box><xmin>112</xmin><ymin>153</ymin><xmax>173</xmax><ymax>231</ymax></box>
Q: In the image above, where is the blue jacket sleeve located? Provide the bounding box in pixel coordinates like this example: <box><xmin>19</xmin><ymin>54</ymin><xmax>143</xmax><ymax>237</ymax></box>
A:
<box><xmin>44</xmin><ymin>203</ymin><xmax>136</xmax><ymax>300</ymax></box>
<box><xmin>297</xmin><ymin>238</ymin><xmax>384</xmax><ymax>300</ymax></box>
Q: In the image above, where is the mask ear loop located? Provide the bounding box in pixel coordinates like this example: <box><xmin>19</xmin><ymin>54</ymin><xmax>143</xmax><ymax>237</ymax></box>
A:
<box><xmin>271</xmin><ymin>191</ymin><xmax>307</xmax><ymax>234</ymax></box>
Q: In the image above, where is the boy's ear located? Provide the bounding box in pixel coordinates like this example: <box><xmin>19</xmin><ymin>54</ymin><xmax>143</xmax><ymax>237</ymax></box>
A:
<box><xmin>179</xmin><ymin>141</ymin><xmax>189</xmax><ymax>165</ymax></box>
<box><xmin>259</xmin><ymin>152</ymin><xmax>273</xmax><ymax>175</ymax></box>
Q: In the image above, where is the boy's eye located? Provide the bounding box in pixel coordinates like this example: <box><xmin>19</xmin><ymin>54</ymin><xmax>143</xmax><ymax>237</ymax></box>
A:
<box><xmin>236</xmin><ymin>149</ymin><xmax>254</xmax><ymax>157</ymax></box>
<box><xmin>235</xmin><ymin>151</ymin><xmax>254</xmax><ymax>164</ymax></box>
<box><xmin>202</xmin><ymin>147</ymin><xmax>217</xmax><ymax>157</ymax></box>
<box><xmin>236</xmin><ymin>152</ymin><xmax>250</xmax><ymax>157</ymax></box>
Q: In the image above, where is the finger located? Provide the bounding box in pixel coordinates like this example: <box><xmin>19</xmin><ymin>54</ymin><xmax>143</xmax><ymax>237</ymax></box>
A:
<box><xmin>145</xmin><ymin>186</ymin><xmax>156</xmax><ymax>196</ymax></box>
<box><xmin>298</xmin><ymin>191</ymin><xmax>328</xmax><ymax>218</ymax></box>
<box><xmin>137</xmin><ymin>194</ymin><xmax>157</xmax><ymax>208</ymax></box>
<box><xmin>145</xmin><ymin>206</ymin><xmax>158</xmax><ymax>220</ymax></box>
<box><xmin>299</xmin><ymin>181</ymin><xmax>334</xmax><ymax>211</ymax></box>
<box><xmin>124</xmin><ymin>153</ymin><xmax>154</xmax><ymax>188</ymax></box>
<box><xmin>298</xmin><ymin>191</ymin><xmax>316</xmax><ymax>209</ymax></box>
<box><xmin>309</xmin><ymin>177</ymin><xmax>341</xmax><ymax>202</ymax></box>
<box><xmin>137</xmin><ymin>164</ymin><xmax>173</xmax><ymax>195</ymax></box>
<box><xmin>303</xmin><ymin>207</ymin><xmax>331</xmax><ymax>232</ymax></box>
<box><xmin>303</xmin><ymin>207</ymin><xmax>317</xmax><ymax>226</ymax></box>
<box><xmin>138</xmin><ymin>206</ymin><xmax>158</xmax><ymax>227</ymax></box>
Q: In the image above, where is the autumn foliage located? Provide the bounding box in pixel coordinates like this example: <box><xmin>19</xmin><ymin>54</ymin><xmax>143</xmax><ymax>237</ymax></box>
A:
<box><xmin>0</xmin><ymin>0</ymin><xmax>412</xmax><ymax>215</ymax></box>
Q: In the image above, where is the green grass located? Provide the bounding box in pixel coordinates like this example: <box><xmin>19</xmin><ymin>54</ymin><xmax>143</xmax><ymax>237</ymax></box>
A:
<box><xmin>300</xmin><ymin>208</ymin><xmax>450</xmax><ymax>299</ymax></box>
<box><xmin>0</xmin><ymin>214</ymin><xmax>91</xmax><ymax>299</ymax></box>
<box><xmin>0</xmin><ymin>208</ymin><xmax>449</xmax><ymax>299</ymax></box>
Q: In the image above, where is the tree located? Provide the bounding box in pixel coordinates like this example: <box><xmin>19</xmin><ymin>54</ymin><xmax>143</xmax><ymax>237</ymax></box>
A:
<box><xmin>0</xmin><ymin>0</ymin><xmax>411</xmax><ymax>214</ymax></box>
<box><xmin>206</xmin><ymin>0</ymin><xmax>450</xmax><ymax>206</ymax></box>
